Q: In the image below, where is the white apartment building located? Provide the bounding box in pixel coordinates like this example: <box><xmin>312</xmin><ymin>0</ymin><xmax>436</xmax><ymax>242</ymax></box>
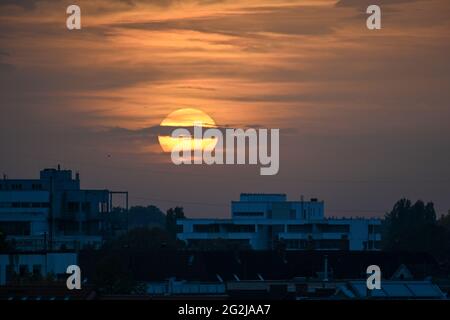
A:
<box><xmin>177</xmin><ymin>194</ymin><xmax>382</xmax><ymax>251</ymax></box>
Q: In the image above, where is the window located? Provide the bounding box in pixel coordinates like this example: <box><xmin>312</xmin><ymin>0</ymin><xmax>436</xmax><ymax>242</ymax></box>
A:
<box><xmin>289</xmin><ymin>209</ymin><xmax>296</xmax><ymax>219</ymax></box>
<box><xmin>31</xmin><ymin>202</ymin><xmax>50</xmax><ymax>208</ymax></box>
<box><xmin>317</xmin><ymin>239</ymin><xmax>349</xmax><ymax>250</ymax></box>
<box><xmin>287</xmin><ymin>224</ymin><xmax>313</xmax><ymax>233</ymax></box>
<box><xmin>188</xmin><ymin>239</ymin><xmax>250</xmax><ymax>250</ymax></box>
<box><xmin>365</xmin><ymin>240</ymin><xmax>381</xmax><ymax>250</ymax></box>
<box><xmin>19</xmin><ymin>265</ymin><xmax>29</xmax><ymax>276</ymax></box>
<box><xmin>316</xmin><ymin>224</ymin><xmax>350</xmax><ymax>233</ymax></box>
<box><xmin>268</xmin><ymin>225</ymin><xmax>284</xmax><ymax>236</ymax></box>
<box><xmin>32</xmin><ymin>264</ymin><xmax>42</xmax><ymax>277</ymax></box>
<box><xmin>285</xmin><ymin>239</ymin><xmax>308</xmax><ymax>249</ymax></box>
<box><xmin>369</xmin><ymin>224</ymin><xmax>382</xmax><ymax>234</ymax></box>
<box><xmin>67</xmin><ymin>201</ymin><xmax>80</xmax><ymax>213</ymax></box>
<box><xmin>32</xmin><ymin>184</ymin><xmax>43</xmax><ymax>190</ymax></box>
<box><xmin>82</xmin><ymin>202</ymin><xmax>91</xmax><ymax>213</ymax></box>
<box><xmin>0</xmin><ymin>221</ymin><xmax>31</xmax><ymax>235</ymax></box>
<box><xmin>234</xmin><ymin>211</ymin><xmax>264</xmax><ymax>217</ymax></box>
<box><xmin>11</xmin><ymin>184</ymin><xmax>22</xmax><ymax>190</ymax></box>
<box><xmin>223</xmin><ymin>224</ymin><xmax>255</xmax><ymax>233</ymax></box>
<box><xmin>99</xmin><ymin>202</ymin><xmax>108</xmax><ymax>213</ymax></box>
<box><xmin>193</xmin><ymin>224</ymin><xmax>220</xmax><ymax>233</ymax></box>
<box><xmin>6</xmin><ymin>265</ymin><xmax>15</xmax><ymax>283</ymax></box>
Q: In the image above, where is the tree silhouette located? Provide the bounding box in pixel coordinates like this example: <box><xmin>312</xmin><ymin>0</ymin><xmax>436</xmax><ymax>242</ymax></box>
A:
<box><xmin>166</xmin><ymin>206</ymin><xmax>185</xmax><ymax>240</ymax></box>
<box><xmin>93</xmin><ymin>226</ymin><xmax>183</xmax><ymax>294</ymax></box>
<box><xmin>104</xmin><ymin>227</ymin><xmax>180</xmax><ymax>251</ymax></box>
<box><xmin>382</xmin><ymin>198</ymin><xmax>450</xmax><ymax>258</ymax></box>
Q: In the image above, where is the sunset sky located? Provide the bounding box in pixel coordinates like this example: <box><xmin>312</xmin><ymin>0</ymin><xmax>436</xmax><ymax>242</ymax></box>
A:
<box><xmin>1</xmin><ymin>0</ymin><xmax>449</xmax><ymax>218</ymax></box>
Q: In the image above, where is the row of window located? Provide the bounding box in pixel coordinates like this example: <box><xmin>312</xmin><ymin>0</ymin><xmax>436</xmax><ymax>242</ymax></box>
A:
<box><xmin>187</xmin><ymin>239</ymin><xmax>251</xmax><ymax>250</ymax></box>
<box><xmin>288</xmin><ymin>224</ymin><xmax>380</xmax><ymax>234</ymax></box>
<box><xmin>233</xmin><ymin>209</ymin><xmax>323</xmax><ymax>219</ymax></box>
<box><xmin>67</xmin><ymin>201</ymin><xmax>92</xmax><ymax>213</ymax></box>
<box><xmin>0</xmin><ymin>221</ymin><xmax>31</xmax><ymax>236</ymax></box>
<box><xmin>56</xmin><ymin>220</ymin><xmax>101</xmax><ymax>235</ymax></box>
<box><xmin>5</xmin><ymin>264</ymin><xmax>42</xmax><ymax>279</ymax></box>
<box><xmin>316</xmin><ymin>224</ymin><xmax>350</xmax><ymax>233</ymax></box>
<box><xmin>193</xmin><ymin>224</ymin><xmax>256</xmax><ymax>233</ymax></box>
<box><xmin>190</xmin><ymin>224</ymin><xmax>381</xmax><ymax>234</ymax></box>
<box><xmin>287</xmin><ymin>225</ymin><xmax>313</xmax><ymax>233</ymax></box>
<box><xmin>0</xmin><ymin>183</ymin><xmax>43</xmax><ymax>190</ymax></box>
<box><xmin>234</xmin><ymin>212</ymin><xmax>264</xmax><ymax>217</ymax></box>
<box><xmin>0</xmin><ymin>201</ymin><xmax>106</xmax><ymax>212</ymax></box>
<box><xmin>0</xmin><ymin>202</ymin><xmax>50</xmax><ymax>208</ymax></box>
<box><xmin>284</xmin><ymin>239</ymin><xmax>349</xmax><ymax>250</ymax></box>
<box><xmin>67</xmin><ymin>201</ymin><xmax>109</xmax><ymax>214</ymax></box>
<box><xmin>4</xmin><ymin>264</ymin><xmax>66</xmax><ymax>283</ymax></box>
<box><xmin>363</xmin><ymin>240</ymin><xmax>382</xmax><ymax>250</ymax></box>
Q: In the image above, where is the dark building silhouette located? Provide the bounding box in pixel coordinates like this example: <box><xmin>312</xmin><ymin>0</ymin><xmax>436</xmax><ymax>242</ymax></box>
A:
<box><xmin>0</xmin><ymin>166</ymin><xmax>127</xmax><ymax>251</ymax></box>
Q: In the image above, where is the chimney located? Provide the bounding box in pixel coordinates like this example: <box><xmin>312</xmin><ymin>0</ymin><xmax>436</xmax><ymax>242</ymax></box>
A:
<box><xmin>75</xmin><ymin>172</ymin><xmax>80</xmax><ymax>181</ymax></box>
<box><xmin>57</xmin><ymin>164</ymin><xmax>61</xmax><ymax>171</ymax></box>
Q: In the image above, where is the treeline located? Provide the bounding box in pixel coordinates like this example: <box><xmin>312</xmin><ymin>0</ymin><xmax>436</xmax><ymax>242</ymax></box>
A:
<box><xmin>103</xmin><ymin>205</ymin><xmax>187</xmax><ymax>250</ymax></box>
<box><xmin>105</xmin><ymin>205</ymin><xmax>185</xmax><ymax>239</ymax></box>
<box><xmin>382</xmin><ymin>199</ymin><xmax>450</xmax><ymax>259</ymax></box>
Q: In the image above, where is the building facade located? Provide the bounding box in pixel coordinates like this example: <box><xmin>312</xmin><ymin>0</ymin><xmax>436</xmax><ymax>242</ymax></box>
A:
<box><xmin>0</xmin><ymin>166</ymin><xmax>121</xmax><ymax>251</ymax></box>
<box><xmin>177</xmin><ymin>194</ymin><xmax>382</xmax><ymax>250</ymax></box>
<box><xmin>0</xmin><ymin>252</ymin><xmax>77</xmax><ymax>285</ymax></box>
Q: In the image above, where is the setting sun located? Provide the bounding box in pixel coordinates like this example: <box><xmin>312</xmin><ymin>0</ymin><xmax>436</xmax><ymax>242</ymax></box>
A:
<box><xmin>158</xmin><ymin>108</ymin><xmax>218</xmax><ymax>153</ymax></box>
